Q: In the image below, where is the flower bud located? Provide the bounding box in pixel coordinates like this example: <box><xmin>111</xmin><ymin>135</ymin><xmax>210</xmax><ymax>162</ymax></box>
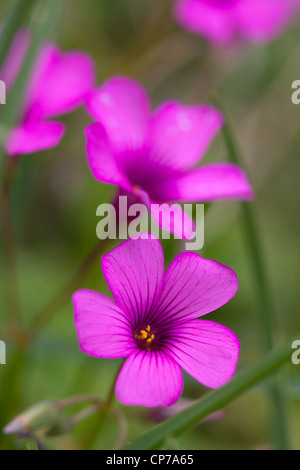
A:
<box><xmin>3</xmin><ymin>400</ymin><xmax>61</xmax><ymax>435</ymax></box>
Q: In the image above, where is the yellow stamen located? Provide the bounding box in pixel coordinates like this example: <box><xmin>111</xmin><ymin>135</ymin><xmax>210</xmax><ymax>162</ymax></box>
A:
<box><xmin>146</xmin><ymin>325</ymin><xmax>150</xmax><ymax>332</ymax></box>
<box><xmin>139</xmin><ymin>330</ymin><xmax>147</xmax><ymax>340</ymax></box>
<box><xmin>146</xmin><ymin>334</ymin><xmax>155</xmax><ymax>344</ymax></box>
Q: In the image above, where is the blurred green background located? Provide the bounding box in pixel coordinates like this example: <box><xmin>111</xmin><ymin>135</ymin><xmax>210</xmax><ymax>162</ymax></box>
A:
<box><xmin>0</xmin><ymin>0</ymin><xmax>300</xmax><ymax>450</ymax></box>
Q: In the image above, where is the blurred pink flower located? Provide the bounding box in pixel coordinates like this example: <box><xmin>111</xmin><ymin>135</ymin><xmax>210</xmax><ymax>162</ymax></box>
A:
<box><xmin>85</xmin><ymin>76</ymin><xmax>253</xmax><ymax>237</ymax></box>
<box><xmin>150</xmin><ymin>398</ymin><xmax>224</xmax><ymax>422</ymax></box>
<box><xmin>73</xmin><ymin>235</ymin><xmax>240</xmax><ymax>407</ymax></box>
<box><xmin>1</xmin><ymin>30</ymin><xmax>95</xmax><ymax>155</ymax></box>
<box><xmin>173</xmin><ymin>0</ymin><xmax>300</xmax><ymax>45</ymax></box>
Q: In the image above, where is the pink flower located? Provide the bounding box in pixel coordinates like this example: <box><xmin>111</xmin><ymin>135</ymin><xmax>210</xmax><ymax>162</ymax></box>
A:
<box><xmin>73</xmin><ymin>235</ymin><xmax>240</xmax><ymax>407</ymax></box>
<box><xmin>173</xmin><ymin>0</ymin><xmax>300</xmax><ymax>45</ymax></box>
<box><xmin>85</xmin><ymin>76</ymin><xmax>253</xmax><ymax>237</ymax></box>
<box><xmin>1</xmin><ymin>30</ymin><xmax>95</xmax><ymax>155</ymax></box>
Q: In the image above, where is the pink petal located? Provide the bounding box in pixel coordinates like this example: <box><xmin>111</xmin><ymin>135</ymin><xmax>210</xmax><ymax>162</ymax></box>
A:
<box><xmin>149</xmin><ymin>102</ymin><xmax>224</xmax><ymax>172</ymax></box>
<box><xmin>154</xmin><ymin>163</ymin><xmax>254</xmax><ymax>202</ymax></box>
<box><xmin>167</xmin><ymin>319</ymin><xmax>240</xmax><ymax>389</ymax></box>
<box><xmin>173</xmin><ymin>0</ymin><xmax>236</xmax><ymax>45</ymax></box>
<box><xmin>6</xmin><ymin>120</ymin><xmax>65</xmax><ymax>156</ymax></box>
<box><xmin>115</xmin><ymin>350</ymin><xmax>183</xmax><ymax>407</ymax></box>
<box><xmin>28</xmin><ymin>45</ymin><xmax>95</xmax><ymax>118</ymax></box>
<box><xmin>152</xmin><ymin>252</ymin><xmax>238</xmax><ymax>327</ymax></box>
<box><xmin>150</xmin><ymin>201</ymin><xmax>195</xmax><ymax>239</ymax></box>
<box><xmin>85</xmin><ymin>123</ymin><xmax>133</xmax><ymax>191</ymax></box>
<box><xmin>101</xmin><ymin>236</ymin><xmax>165</xmax><ymax>328</ymax></box>
<box><xmin>86</xmin><ymin>76</ymin><xmax>151</xmax><ymax>155</ymax></box>
<box><xmin>73</xmin><ymin>289</ymin><xmax>136</xmax><ymax>359</ymax></box>
<box><xmin>0</xmin><ymin>29</ymin><xmax>30</xmax><ymax>89</ymax></box>
<box><xmin>236</xmin><ymin>0</ymin><xmax>298</xmax><ymax>43</ymax></box>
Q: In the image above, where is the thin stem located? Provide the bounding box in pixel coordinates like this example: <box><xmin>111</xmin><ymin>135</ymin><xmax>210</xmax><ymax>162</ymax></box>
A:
<box><xmin>124</xmin><ymin>333</ymin><xmax>298</xmax><ymax>450</ymax></box>
<box><xmin>219</xmin><ymin>100</ymin><xmax>289</xmax><ymax>449</ymax></box>
<box><xmin>82</xmin><ymin>359</ymin><xmax>125</xmax><ymax>450</ymax></box>
<box><xmin>29</xmin><ymin>238</ymin><xmax>110</xmax><ymax>338</ymax></box>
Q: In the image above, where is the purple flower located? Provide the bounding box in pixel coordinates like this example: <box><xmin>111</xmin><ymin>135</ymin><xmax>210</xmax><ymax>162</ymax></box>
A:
<box><xmin>85</xmin><ymin>76</ymin><xmax>253</xmax><ymax>237</ymax></box>
<box><xmin>173</xmin><ymin>0</ymin><xmax>300</xmax><ymax>45</ymax></box>
<box><xmin>73</xmin><ymin>235</ymin><xmax>240</xmax><ymax>407</ymax></box>
<box><xmin>1</xmin><ymin>30</ymin><xmax>95</xmax><ymax>155</ymax></box>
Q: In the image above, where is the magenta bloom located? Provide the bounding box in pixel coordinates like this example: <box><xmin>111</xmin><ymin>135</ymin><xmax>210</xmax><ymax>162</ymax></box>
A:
<box><xmin>85</xmin><ymin>76</ymin><xmax>253</xmax><ymax>236</ymax></box>
<box><xmin>1</xmin><ymin>30</ymin><xmax>95</xmax><ymax>155</ymax></box>
<box><xmin>73</xmin><ymin>235</ymin><xmax>240</xmax><ymax>407</ymax></box>
<box><xmin>173</xmin><ymin>0</ymin><xmax>300</xmax><ymax>45</ymax></box>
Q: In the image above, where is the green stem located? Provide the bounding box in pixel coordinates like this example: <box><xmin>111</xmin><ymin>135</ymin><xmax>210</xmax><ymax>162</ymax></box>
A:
<box><xmin>29</xmin><ymin>238</ymin><xmax>110</xmax><ymax>339</ymax></box>
<box><xmin>83</xmin><ymin>359</ymin><xmax>125</xmax><ymax>450</ymax></box>
<box><xmin>124</xmin><ymin>334</ymin><xmax>298</xmax><ymax>450</ymax></box>
<box><xmin>220</xmin><ymin>102</ymin><xmax>289</xmax><ymax>449</ymax></box>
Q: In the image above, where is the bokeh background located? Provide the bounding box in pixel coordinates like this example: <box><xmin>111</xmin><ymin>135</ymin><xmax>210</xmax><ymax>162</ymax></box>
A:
<box><xmin>0</xmin><ymin>0</ymin><xmax>300</xmax><ymax>450</ymax></box>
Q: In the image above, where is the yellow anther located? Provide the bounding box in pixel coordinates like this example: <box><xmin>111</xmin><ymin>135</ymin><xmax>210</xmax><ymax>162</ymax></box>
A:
<box><xmin>146</xmin><ymin>325</ymin><xmax>150</xmax><ymax>332</ymax></box>
<box><xmin>139</xmin><ymin>330</ymin><xmax>147</xmax><ymax>340</ymax></box>
<box><xmin>146</xmin><ymin>334</ymin><xmax>155</xmax><ymax>344</ymax></box>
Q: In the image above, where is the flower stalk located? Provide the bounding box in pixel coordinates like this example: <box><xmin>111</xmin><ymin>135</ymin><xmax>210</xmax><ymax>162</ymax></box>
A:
<box><xmin>29</xmin><ymin>238</ymin><xmax>110</xmax><ymax>339</ymax></box>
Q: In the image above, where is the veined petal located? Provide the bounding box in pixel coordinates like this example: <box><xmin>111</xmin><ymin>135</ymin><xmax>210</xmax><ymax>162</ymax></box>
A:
<box><xmin>166</xmin><ymin>319</ymin><xmax>240</xmax><ymax>389</ymax></box>
<box><xmin>154</xmin><ymin>163</ymin><xmax>254</xmax><ymax>202</ymax></box>
<box><xmin>73</xmin><ymin>289</ymin><xmax>135</xmax><ymax>359</ymax></box>
<box><xmin>85</xmin><ymin>123</ymin><xmax>133</xmax><ymax>192</ymax></box>
<box><xmin>149</xmin><ymin>102</ymin><xmax>224</xmax><ymax>172</ymax></box>
<box><xmin>152</xmin><ymin>252</ymin><xmax>238</xmax><ymax>327</ymax></box>
<box><xmin>115</xmin><ymin>350</ymin><xmax>183</xmax><ymax>407</ymax></box>
<box><xmin>6</xmin><ymin>120</ymin><xmax>65</xmax><ymax>156</ymax></box>
<box><xmin>101</xmin><ymin>235</ymin><xmax>165</xmax><ymax>328</ymax></box>
<box><xmin>86</xmin><ymin>76</ymin><xmax>151</xmax><ymax>155</ymax></box>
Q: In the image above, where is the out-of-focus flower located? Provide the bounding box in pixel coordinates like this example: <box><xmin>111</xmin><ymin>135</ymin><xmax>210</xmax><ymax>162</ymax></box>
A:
<box><xmin>0</xmin><ymin>30</ymin><xmax>95</xmax><ymax>155</ymax></box>
<box><xmin>150</xmin><ymin>398</ymin><xmax>224</xmax><ymax>423</ymax></box>
<box><xmin>85</xmin><ymin>76</ymin><xmax>253</xmax><ymax>237</ymax></box>
<box><xmin>173</xmin><ymin>0</ymin><xmax>300</xmax><ymax>46</ymax></box>
<box><xmin>73</xmin><ymin>234</ymin><xmax>240</xmax><ymax>407</ymax></box>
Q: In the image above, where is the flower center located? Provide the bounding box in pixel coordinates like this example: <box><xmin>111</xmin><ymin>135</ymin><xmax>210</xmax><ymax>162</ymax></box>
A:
<box><xmin>134</xmin><ymin>324</ymin><xmax>159</xmax><ymax>351</ymax></box>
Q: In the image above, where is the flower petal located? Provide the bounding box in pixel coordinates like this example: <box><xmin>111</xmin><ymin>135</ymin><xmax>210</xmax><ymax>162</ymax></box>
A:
<box><xmin>173</xmin><ymin>0</ymin><xmax>236</xmax><ymax>45</ymax></box>
<box><xmin>0</xmin><ymin>29</ymin><xmax>30</xmax><ymax>90</ymax></box>
<box><xmin>150</xmin><ymin>201</ymin><xmax>195</xmax><ymax>239</ymax></box>
<box><xmin>236</xmin><ymin>0</ymin><xmax>297</xmax><ymax>43</ymax></box>
<box><xmin>73</xmin><ymin>289</ymin><xmax>135</xmax><ymax>359</ymax></box>
<box><xmin>115</xmin><ymin>350</ymin><xmax>183</xmax><ymax>407</ymax></box>
<box><xmin>166</xmin><ymin>319</ymin><xmax>240</xmax><ymax>389</ymax></box>
<box><xmin>153</xmin><ymin>163</ymin><xmax>254</xmax><ymax>202</ymax></box>
<box><xmin>28</xmin><ymin>45</ymin><xmax>95</xmax><ymax>118</ymax></box>
<box><xmin>152</xmin><ymin>252</ymin><xmax>238</xmax><ymax>327</ymax></box>
<box><xmin>6</xmin><ymin>120</ymin><xmax>65</xmax><ymax>156</ymax></box>
<box><xmin>149</xmin><ymin>102</ymin><xmax>224</xmax><ymax>172</ymax></box>
<box><xmin>101</xmin><ymin>235</ymin><xmax>165</xmax><ymax>328</ymax></box>
<box><xmin>85</xmin><ymin>123</ymin><xmax>133</xmax><ymax>191</ymax></box>
<box><xmin>86</xmin><ymin>76</ymin><xmax>151</xmax><ymax>155</ymax></box>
